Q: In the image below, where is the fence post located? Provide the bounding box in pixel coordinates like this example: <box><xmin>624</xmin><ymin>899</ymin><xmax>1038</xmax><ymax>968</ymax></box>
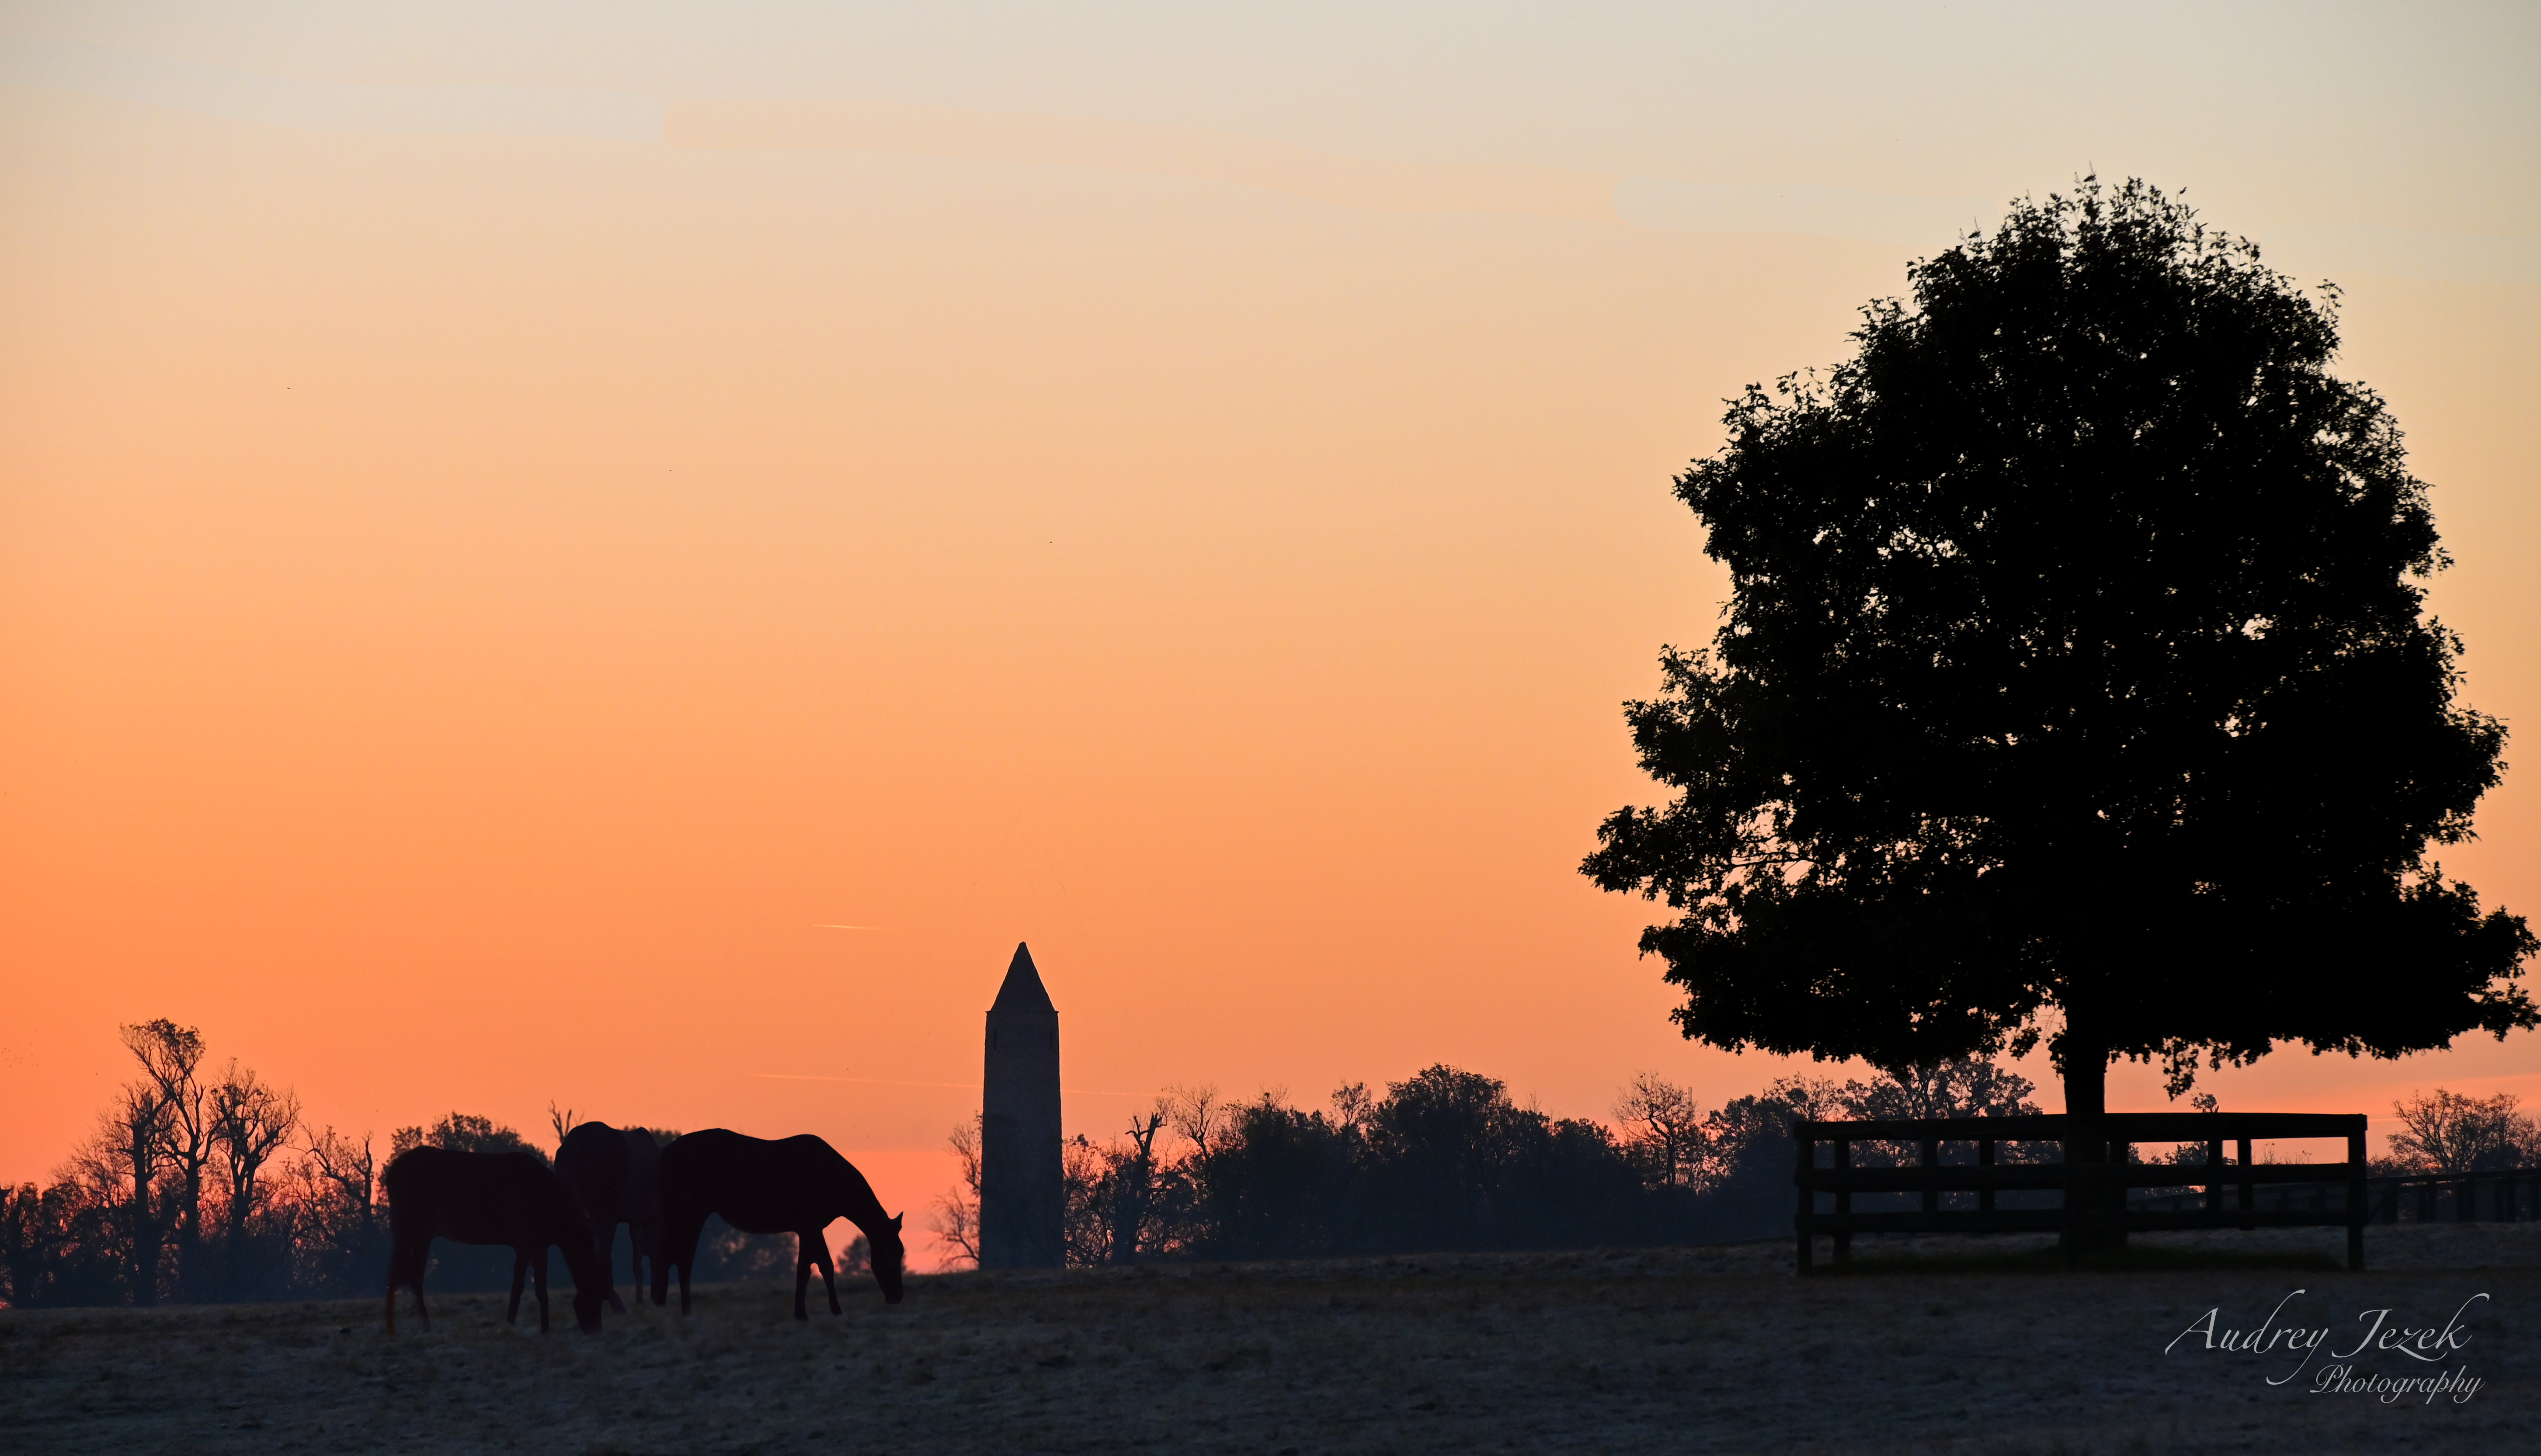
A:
<box><xmin>2204</xmin><ymin>1137</ymin><xmax>2224</xmax><ymax>1214</ymax></box>
<box><xmin>2113</xmin><ymin>1141</ymin><xmax>2133</xmax><ymax>1227</ymax></box>
<box><xmin>1978</xmin><ymin>1137</ymin><xmax>1996</xmax><ymax>1214</ymax></box>
<box><xmin>1795</xmin><ymin>1128</ymin><xmax>1815</xmax><ymax>1274</ymax></box>
<box><xmin>2237</xmin><ymin>1137</ymin><xmax>2256</xmax><ymax>1231</ymax></box>
<box><xmin>1921</xmin><ymin>1134</ymin><xmax>1941</xmax><ymax>1216</ymax></box>
<box><xmin>1833</xmin><ymin>1138</ymin><xmax>1853</xmax><ymax>1265</ymax></box>
<box><xmin>2058</xmin><ymin>1129</ymin><xmax>2072</xmax><ymax>1267</ymax></box>
<box><xmin>2345</xmin><ymin>1125</ymin><xmax>2366</xmax><ymax>1272</ymax></box>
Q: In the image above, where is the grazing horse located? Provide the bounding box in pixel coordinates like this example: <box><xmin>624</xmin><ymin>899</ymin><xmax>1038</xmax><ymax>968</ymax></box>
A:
<box><xmin>382</xmin><ymin>1146</ymin><xmax>608</xmax><ymax>1335</ymax></box>
<box><xmin>553</xmin><ymin>1121</ymin><xmax>666</xmax><ymax>1314</ymax></box>
<box><xmin>653</xmin><ymin>1129</ymin><xmax>906</xmax><ymax>1318</ymax></box>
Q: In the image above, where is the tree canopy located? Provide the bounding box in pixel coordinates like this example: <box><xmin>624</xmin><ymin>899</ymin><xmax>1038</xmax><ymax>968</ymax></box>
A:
<box><xmin>1583</xmin><ymin>177</ymin><xmax>2535</xmax><ymax>1109</ymax></box>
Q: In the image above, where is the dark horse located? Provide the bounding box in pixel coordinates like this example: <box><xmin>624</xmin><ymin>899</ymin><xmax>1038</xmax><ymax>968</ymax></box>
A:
<box><xmin>382</xmin><ymin>1146</ymin><xmax>608</xmax><ymax>1335</ymax></box>
<box><xmin>553</xmin><ymin>1121</ymin><xmax>666</xmax><ymax>1314</ymax></box>
<box><xmin>653</xmin><ymin>1129</ymin><xmax>906</xmax><ymax>1318</ymax></box>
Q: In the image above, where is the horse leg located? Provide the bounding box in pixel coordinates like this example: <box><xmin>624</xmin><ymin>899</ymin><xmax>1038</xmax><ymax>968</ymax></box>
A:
<box><xmin>793</xmin><ymin>1239</ymin><xmax>813</xmax><ymax>1321</ymax></box>
<box><xmin>532</xmin><ymin>1247</ymin><xmax>551</xmax><ymax>1334</ymax></box>
<box><xmin>386</xmin><ymin>1234</ymin><xmax>429</xmax><ymax>1334</ymax></box>
<box><xmin>653</xmin><ymin>1218</ymin><xmax>691</xmax><ymax>1310</ymax></box>
<box><xmin>507</xmin><ymin>1249</ymin><xmax>529</xmax><ymax>1324</ymax></box>
<box><xmin>810</xmin><ymin>1234</ymin><xmax>841</xmax><ymax>1316</ymax></box>
<box><xmin>383</xmin><ymin>1246</ymin><xmax>403</xmax><ymax>1333</ymax></box>
<box><xmin>600</xmin><ymin>1222</ymin><xmax>626</xmax><ymax>1314</ymax></box>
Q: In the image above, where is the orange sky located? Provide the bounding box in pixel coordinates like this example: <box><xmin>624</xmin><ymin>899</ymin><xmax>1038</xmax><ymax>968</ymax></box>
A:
<box><xmin>4</xmin><ymin>10</ymin><xmax>2537</xmax><ymax>1255</ymax></box>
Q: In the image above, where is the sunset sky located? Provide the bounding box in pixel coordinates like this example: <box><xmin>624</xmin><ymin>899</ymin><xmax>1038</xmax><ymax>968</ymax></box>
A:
<box><xmin>5</xmin><ymin>4</ymin><xmax>2537</xmax><ymax>1259</ymax></box>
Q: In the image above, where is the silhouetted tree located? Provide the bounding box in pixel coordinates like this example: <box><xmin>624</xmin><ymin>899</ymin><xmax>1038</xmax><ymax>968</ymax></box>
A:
<box><xmin>1059</xmin><ymin>1134</ymin><xmax>1124</xmax><ymax>1266</ymax></box>
<box><xmin>71</xmin><ymin>1069</ymin><xmax>178</xmax><ymax>1303</ymax></box>
<box><xmin>1836</xmin><ymin>1055</ymin><xmax>2039</xmax><ymax>1123</ymax></box>
<box><xmin>1164</xmin><ymin>1084</ymin><xmax>1230</xmax><ymax>1160</ymax></box>
<box><xmin>1188</xmin><ymin>1095</ymin><xmax>1362</xmax><ymax>1259</ymax></box>
<box><xmin>205</xmin><ymin>1061</ymin><xmax>301</xmax><ymax>1299</ymax></box>
<box><xmin>0</xmin><ymin>1184</ymin><xmax>44</xmax><ymax>1307</ymax></box>
<box><xmin>1585</xmin><ymin>178</ymin><xmax>2536</xmax><ymax>1170</ymax></box>
<box><xmin>928</xmin><ymin>1118</ymin><xmax>983</xmax><ymax>1269</ymax></box>
<box><xmin>129</xmin><ymin>1023</ymin><xmax>220</xmax><ymax>1296</ymax></box>
<box><xmin>293</xmin><ymin>1125</ymin><xmax>387</xmax><ymax>1296</ymax></box>
<box><xmin>4</xmin><ymin>1179</ymin><xmax>126</xmax><ymax>1307</ymax></box>
<box><xmin>391</xmin><ymin>1113</ymin><xmax>546</xmax><ymax>1164</ymax></box>
<box><xmin>2385</xmin><ymin>1089</ymin><xmax>2538</xmax><ymax>1173</ymax></box>
<box><xmin>1614</xmin><ymin>1073</ymin><xmax>1709</xmax><ymax>1189</ymax></box>
<box><xmin>1105</xmin><ymin>1110</ymin><xmax>1167</xmax><ymax>1264</ymax></box>
<box><xmin>1693</xmin><ymin>1076</ymin><xmax>1841</xmax><ymax>1237</ymax></box>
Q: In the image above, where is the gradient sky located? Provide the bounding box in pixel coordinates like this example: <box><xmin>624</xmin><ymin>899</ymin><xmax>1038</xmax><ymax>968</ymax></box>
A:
<box><xmin>5</xmin><ymin>4</ymin><xmax>2538</xmax><ymax>1255</ymax></box>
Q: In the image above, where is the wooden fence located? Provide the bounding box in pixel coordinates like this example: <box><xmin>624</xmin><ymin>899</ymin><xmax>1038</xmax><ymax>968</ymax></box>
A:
<box><xmin>2132</xmin><ymin>1168</ymin><xmax>2541</xmax><ymax>1225</ymax></box>
<box><xmin>1792</xmin><ymin>1112</ymin><xmax>2367</xmax><ymax>1271</ymax></box>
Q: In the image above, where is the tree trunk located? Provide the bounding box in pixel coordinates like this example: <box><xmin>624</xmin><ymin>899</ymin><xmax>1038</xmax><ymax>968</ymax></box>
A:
<box><xmin>124</xmin><ymin>1120</ymin><xmax>163</xmax><ymax>1307</ymax></box>
<box><xmin>2060</xmin><ymin>1040</ymin><xmax>2125</xmax><ymax>1258</ymax></box>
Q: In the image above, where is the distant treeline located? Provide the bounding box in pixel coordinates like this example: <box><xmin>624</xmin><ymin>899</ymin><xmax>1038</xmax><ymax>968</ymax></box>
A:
<box><xmin>0</xmin><ymin>1022</ymin><xmax>795</xmax><ymax>1310</ymax></box>
<box><xmin>932</xmin><ymin>1064</ymin><xmax>2541</xmax><ymax>1270</ymax></box>
<box><xmin>931</xmin><ymin>1058</ymin><xmax>2052</xmax><ymax>1267</ymax></box>
<box><xmin>9</xmin><ymin>1022</ymin><xmax>2534</xmax><ymax>1306</ymax></box>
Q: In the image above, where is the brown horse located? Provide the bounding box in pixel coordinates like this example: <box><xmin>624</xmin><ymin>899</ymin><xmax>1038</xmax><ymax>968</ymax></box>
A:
<box><xmin>553</xmin><ymin>1121</ymin><xmax>666</xmax><ymax>1314</ymax></box>
<box><xmin>653</xmin><ymin>1129</ymin><xmax>905</xmax><ymax>1318</ymax></box>
<box><xmin>383</xmin><ymin>1146</ymin><xmax>608</xmax><ymax>1335</ymax></box>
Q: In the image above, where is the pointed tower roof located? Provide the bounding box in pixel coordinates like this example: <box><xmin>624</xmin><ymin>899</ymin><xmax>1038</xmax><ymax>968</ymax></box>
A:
<box><xmin>989</xmin><ymin>941</ymin><xmax>1056</xmax><ymax>1014</ymax></box>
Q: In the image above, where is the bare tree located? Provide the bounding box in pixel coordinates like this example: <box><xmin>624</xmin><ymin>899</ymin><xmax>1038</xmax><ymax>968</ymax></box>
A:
<box><xmin>1328</xmin><ymin>1082</ymin><xmax>1375</xmax><ymax>1140</ymax></box>
<box><xmin>300</xmin><ymin>1126</ymin><xmax>379</xmax><ymax>1216</ymax></box>
<box><xmin>1614</xmin><ymin>1073</ymin><xmax>1708</xmax><ymax>1189</ymax></box>
<box><xmin>119</xmin><ymin>1021</ymin><xmax>212</xmax><ymax>1294</ymax></box>
<box><xmin>548</xmin><ymin>1102</ymin><xmax>576</xmax><ymax>1145</ymax></box>
<box><xmin>1103</xmin><ymin>1110</ymin><xmax>1167</xmax><ymax>1264</ymax></box>
<box><xmin>927</xmin><ymin>1118</ymin><xmax>983</xmax><ymax>1269</ymax></box>
<box><xmin>293</xmin><ymin>1125</ymin><xmax>384</xmax><ymax>1296</ymax></box>
<box><xmin>64</xmin><ymin>1083</ymin><xmax>169</xmax><ymax>1303</ymax></box>
<box><xmin>2387</xmin><ymin>1089</ymin><xmax>2538</xmax><ymax>1173</ymax></box>
<box><xmin>209</xmin><ymin>1061</ymin><xmax>301</xmax><ymax>1253</ymax></box>
<box><xmin>1164</xmin><ymin>1084</ymin><xmax>1227</xmax><ymax>1159</ymax></box>
<box><xmin>1061</xmin><ymin>1134</ymin><xmax>1112</xmax><ymax>1267</ymax></box>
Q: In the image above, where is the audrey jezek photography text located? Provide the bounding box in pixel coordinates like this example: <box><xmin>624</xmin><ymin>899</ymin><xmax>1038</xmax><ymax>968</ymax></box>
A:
<box><xmin>2167</xmin><ymin>1291</ymin><xmax>2491</xmax><ymax>1404</ymax></box>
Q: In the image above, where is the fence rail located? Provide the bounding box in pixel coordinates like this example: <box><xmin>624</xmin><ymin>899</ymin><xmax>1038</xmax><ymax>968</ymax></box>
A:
<box><xmin>2131</xmin><ymin>1168</ymin><xmax>2541</xmax><ymax>1225</ymax></box>
<box><xmin>1793</xmin><ymin>1112</ymin><xmax>2368</xmax><ymax>1272</ymax></box>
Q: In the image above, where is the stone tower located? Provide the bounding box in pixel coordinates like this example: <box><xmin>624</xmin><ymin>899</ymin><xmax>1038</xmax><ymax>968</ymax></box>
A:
<box><xmin>979</xmin><ymin>941</ymin><xmax>1063</xmax><ymax>1269</ymax></box>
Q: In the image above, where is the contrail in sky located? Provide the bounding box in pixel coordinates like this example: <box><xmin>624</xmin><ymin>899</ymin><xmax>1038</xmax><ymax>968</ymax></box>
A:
<box><xmin>753</xmin><ymin>1073</ymin><xmax>1148</xmax><ymax>1097</ymax></box>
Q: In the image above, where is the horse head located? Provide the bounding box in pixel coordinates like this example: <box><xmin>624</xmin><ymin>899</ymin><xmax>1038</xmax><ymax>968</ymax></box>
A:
<box><xmin>872</xmin><ymin>1212</ymin><xmax>907</xmax><ymax>1304</ymax></box>
<box><xmin>572</xmin><ymin>1283</ymin><xmax>606</xmax><ymax>1334</ymax></box>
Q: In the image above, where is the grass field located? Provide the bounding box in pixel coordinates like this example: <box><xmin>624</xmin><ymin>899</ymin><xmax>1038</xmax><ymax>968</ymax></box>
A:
<box><xmin>5</xmin><ymin>1224</ymin><xmax>2534</xmax><ymax>1453</ymax></box>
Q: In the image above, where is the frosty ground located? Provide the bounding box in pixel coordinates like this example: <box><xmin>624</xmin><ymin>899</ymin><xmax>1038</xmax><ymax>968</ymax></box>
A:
<box><xmin>4</xmin><ymin>1224</ymin><xmax>2534</xmax><ymax>1454</ymax></box>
